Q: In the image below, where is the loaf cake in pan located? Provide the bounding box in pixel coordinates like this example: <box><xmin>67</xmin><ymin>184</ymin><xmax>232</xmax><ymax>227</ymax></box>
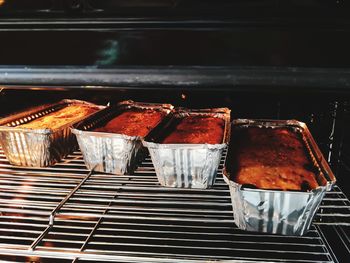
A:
<box><xmin>231</xmin><ymin>127</ymin><xmax>319</xmax><ymax>191</ymax></box>
<box><xmin>0</xmin><ymin>100</ymin><xmax>103</xmax><ymax>167</ymax></box>
<box><xmin>19</xmin><ymin>104</ymin><xmax>98</xmax><ymax>130</ymax></box>
<box><xmin>72</xmin><ymin>100</ymin><xmax>173</xmax><ymax>175</ymax></box>
<box><xmin>143</xmin><ymin>107</ymin><xmax>231</xmax><ymax>189</ymax></box>
<box><xmin>162</xmin><ymin>116</ymin><xmax>225</xmax><ymax>144</ymax></box>
<box><xmin>94</xmin><ymin>108</ymin><xmax>166</xmax><ymax>137</ymax></box>
<box><xmin>224</xmin><ymin>119</ymin><xmax>336</xmax><ymax>236</ymax></box>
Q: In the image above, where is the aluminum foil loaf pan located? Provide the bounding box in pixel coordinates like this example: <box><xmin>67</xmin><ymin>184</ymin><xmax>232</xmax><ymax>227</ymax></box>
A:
<box><xmin>0</xmin><ymin>99</ymin><xmax>104</xmax><ymax>167</ymax></box>
<box><xmin>143</xmin><ymin>107</ymin><xmax>231</xmax><ymax>189</ymax></box>
<box><xmin>72</xmin><ymin>100</ymin><xmax>174</xmax><ymax>175</ymax></box>
<box><xmin>223</xmin><ymin>119</ymin><xmax>336</xmax><ymax>236</ymax></box>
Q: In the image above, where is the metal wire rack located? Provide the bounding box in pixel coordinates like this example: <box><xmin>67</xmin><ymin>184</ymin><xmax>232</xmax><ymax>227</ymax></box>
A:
<box><xmin>0</xmin><ymin>148</ymin><xmax>349</xmax><ymax>262</ymax></box>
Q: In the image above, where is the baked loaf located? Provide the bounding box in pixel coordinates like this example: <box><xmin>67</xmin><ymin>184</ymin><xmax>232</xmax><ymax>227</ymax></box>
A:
<box><xmin>231</xmin><ymin>127</ymin><xmax>319</xmax><ymax>191</ymax></box>
<box><xmin>94</xmin><ymin>109</ymin><xmax>165</xmax><ymax>137</ymax></box>
<box><xmin>19</xmin><ymin>104</ymin><xmax>98</xmax><ymax>130</ymax></box>
<box><xmin>162</xmin><ymin>116</ymin><xmax>225</xmax><ymax>144</ymax></box>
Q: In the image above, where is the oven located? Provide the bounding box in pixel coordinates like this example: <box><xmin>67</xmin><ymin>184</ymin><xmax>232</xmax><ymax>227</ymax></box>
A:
<box><xmin>0</xmin><ymin>1</ymin><xmax>349</xmax><ymax>262</ymax></box>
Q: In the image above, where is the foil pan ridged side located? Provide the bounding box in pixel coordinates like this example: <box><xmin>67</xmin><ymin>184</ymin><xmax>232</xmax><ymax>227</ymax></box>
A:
<box><xmin>72</xmin><ymin>100</ymin><xmax>174</xmax><ymax>175</ymax></box>
<box><xmin>223</xmin><ymin>176</ymin><xmax>327</xmax><ymax>236</ymax></box>
<box><xmin>223</xmin><ymin>119</ymin><xmax>336</xmax><ymax>236</ymax></box>
<box><xmin>74</xmin><ymin>131</ymin><xmax>142</xmax><ymax>175</ymax></box>
<box><xmin>0</xmin><ymin>100</ymin><xmax>104</xmax><ymax>167</ymax></box>
<box><xmin>145</xmin><ymin>142</ymin><xmax>226</xmax><ymax>188</ymax></box>
<box><xmin>143</xmin><ymin>107</ymin><xmax>231</xmax><ymax>189</ymax></box>
<box><xmin>0</xmin><ymin>130</ymin><xmax>53</xmax><ymax>167</ymax></box>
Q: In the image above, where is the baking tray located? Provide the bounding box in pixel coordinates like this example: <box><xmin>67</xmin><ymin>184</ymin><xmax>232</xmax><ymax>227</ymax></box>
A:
<box><xmin>72</xmin><ymin>100</ymin><xmax>174</xmax><ymax>175</ymax></box>
<box><xmin>0</xmin><ymin>99</ymin><xmax>105</xmax><ymax>167</ymax></box>
<box><xmin>223</xmin><ymin>119</ymin><xmax>336</xmax><ymax>236</ymax></box>
<box><xmin>143</xmin><ymin>107</ymin><xmax>231</xmax><ymax>189</ymax></box>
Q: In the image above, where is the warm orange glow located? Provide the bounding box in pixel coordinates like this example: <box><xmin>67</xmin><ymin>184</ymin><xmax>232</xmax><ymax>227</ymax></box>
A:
<box><xmin>0</xmin><ymin>0</ymin><xmax>5</xmax><ymax>6</ymax></box>
<box><xmin>58</xmin><ymin>214</ymin><xmax>96</xmax><ymax>221</ymax></box>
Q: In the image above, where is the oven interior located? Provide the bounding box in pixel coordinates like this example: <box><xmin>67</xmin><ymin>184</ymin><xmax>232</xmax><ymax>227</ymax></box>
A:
<box><xmin>0</xmin><ymin>0</ymin><xmax>350</xmax><ymax>260</ymax></box>
<box><xmin>0</xmin><ymin>87</ymin><xmax>349</xmax><ymax>262</ymax></box>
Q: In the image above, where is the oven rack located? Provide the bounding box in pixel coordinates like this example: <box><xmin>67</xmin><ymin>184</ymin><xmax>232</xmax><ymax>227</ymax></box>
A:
<box><xmin>0</xmin><ymin>148</ymin><xmax>349</xmax><ymax>262</ymax></box>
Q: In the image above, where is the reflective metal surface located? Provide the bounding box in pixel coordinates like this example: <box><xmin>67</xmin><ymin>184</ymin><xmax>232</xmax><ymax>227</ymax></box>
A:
<box><xmin>72</xmin><ymin>100</ymin><xmax>173</xmax><ymax>175</ymax></box>
<box><xmin>224</xmin><ymin>119</ymin><xmax>336</xmax><ymax>236</ymax></box>
<box><xmin>0</xmin><ymin>100</ymin><xmax>104</xmax><ymax>167</ymax></box>
<box><xmin>144</xmin><ymin>107</ymin><xmax>230</xmax><ymax>189</ymax></box>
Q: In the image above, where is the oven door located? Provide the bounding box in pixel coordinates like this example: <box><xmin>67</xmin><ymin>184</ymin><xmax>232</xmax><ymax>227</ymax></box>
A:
<box><xmin>0</xmin><ymin>5</ymin><xmax>349</xmax><ymax>262</ymax></box>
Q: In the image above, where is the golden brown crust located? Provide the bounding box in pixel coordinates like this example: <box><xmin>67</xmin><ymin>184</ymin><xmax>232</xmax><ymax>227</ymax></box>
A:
<box><xmin>19</xmin><ymin>104</ymin><xmax>98</xmax><ymax>130</ymax></box>
<box><xmin>162</xmin><ymin>116</ymin><xmax>225</xmax><ymax>144</ymax></box>
<box><xmin>94</xmin><ymin>109</ymin><xmax>165</xmax><ymax>137</ymax></box>
<box><xmin>232</xmin><ymin>127</ymin><xmax>319</xmax><ymax>191</ymax></box>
